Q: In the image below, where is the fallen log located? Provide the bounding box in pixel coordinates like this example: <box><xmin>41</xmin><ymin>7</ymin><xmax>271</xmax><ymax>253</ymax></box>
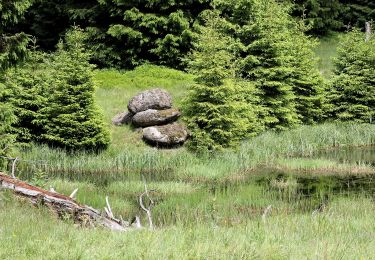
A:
<box><xmin>0</xmin><ymin>172</ymin><xmax>134</xmax><ymax>232</ymax></box>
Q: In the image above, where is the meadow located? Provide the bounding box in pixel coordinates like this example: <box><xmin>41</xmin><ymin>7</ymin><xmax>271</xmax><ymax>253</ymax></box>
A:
<box><xmin>1</xmin><ymin>36</ymin><xmax>375</xmax><ymax>259</ymax></box>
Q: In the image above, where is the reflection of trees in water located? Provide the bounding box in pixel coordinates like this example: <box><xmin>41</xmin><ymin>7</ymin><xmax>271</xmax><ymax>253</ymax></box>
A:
<box><xmin>316</xmin><ymin>147</ymin><xmax>375</xmax><ymax>165</ymax></box>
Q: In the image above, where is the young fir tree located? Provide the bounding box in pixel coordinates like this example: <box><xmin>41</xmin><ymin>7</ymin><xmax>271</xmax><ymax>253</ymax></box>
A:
<box><xmin>329</xmin><ymin>28</ymin><xmax>375</xmax><ymax>123</ymax></box>
<box><xmin>288</xmin><ymin>22</ymin><xmax>326</xmax><ymax>124</ymax></box>
<box><xmin>36</xmin><ymin>28</ymin><xmax>110</xmax><ymax>151</ymax></box>
<box><xmin>183</xmin><ymin>11</ymin><xmax>260</xmax><ymax>152</ymax></box>
<box><xmin>233</xmin><ymin>0</ymin><xmax>325</xmax><ymax>128</ymax></box>
<box><xmin>239</xmin><ymin>0</ymin><xmax>300</xmax><ymax>130</ymax></box>
<box><xmin>0</xmin><ymin>0</ymin><xmax>32</xmax><ymax>157</ymax></box>
<box><xmin>2</xmin><ymin>49</ymin><xmax>49</xmax><ymax>144</ymax></box>
<box><xmin>0</xmin><ymin>0</ymin><xmax>32</xmax><ymax>71</ymax></box>
<box><xmin>287</xmin><ymin>0</ymin><xmax>344</xmax><ymax>35</ymax></box>
<box><xmin>0</xmin><ymin>84</ymin><xmax>17</xmax><ymax>157</ymax></box>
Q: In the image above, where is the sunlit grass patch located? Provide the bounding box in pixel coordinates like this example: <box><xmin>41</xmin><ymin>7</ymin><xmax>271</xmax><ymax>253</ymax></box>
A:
<box><xmin>314</xmin><ymin>33</ymin><xmax>340</xmax><ymax>78</ymax></box>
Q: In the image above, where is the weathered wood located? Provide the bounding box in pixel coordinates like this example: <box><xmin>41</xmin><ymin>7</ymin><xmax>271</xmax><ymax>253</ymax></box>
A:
<box><xmin>366</xmin><ymin>22</ymin><xmax>372</xmax><ymax>42</ymax></box>
<box><xmin>0</xmin><ymin>172</ymin><xmax>133</xmax><ymax>232</ymax></box>
<box><xmin>11</xmin><ymin>157</ymin><xmax>18</xmax><ymax>178</ymax></box>
<box><xmin>139</xmin><ymin>183</ymin><xmax>155</xmax><ymax>230</ymax></box>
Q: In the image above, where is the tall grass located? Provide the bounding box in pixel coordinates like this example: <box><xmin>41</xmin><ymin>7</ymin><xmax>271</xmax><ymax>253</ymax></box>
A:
<box><xmin>8</xmin><ymin>122</ymin><xmax>374</xmax><ymax>184</ymax></box>
<box><xmin>1</xmin><ymin>190</ymin><xmax>375</xmax><ymax>259</ymax></box>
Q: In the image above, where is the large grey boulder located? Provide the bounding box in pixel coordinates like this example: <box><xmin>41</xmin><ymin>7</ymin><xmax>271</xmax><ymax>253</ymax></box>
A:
<box><xmin>128</xmin><ymin>88</ymin><xmax>172</xmax><ymax>114</ymax></box>
<box><xmin>142</xmin><ymin>123</ymin><xmax>188</xmax><ymax>146</ymax></box>
<box><xmin>112</xmin><ymin>111</ymin><xmax>133</xmax><ymax>126</ymax></box>
<box><xmin>132</xmin><ymin>108</ymin><xmax>181</xmax><ymax>127</ymax></box>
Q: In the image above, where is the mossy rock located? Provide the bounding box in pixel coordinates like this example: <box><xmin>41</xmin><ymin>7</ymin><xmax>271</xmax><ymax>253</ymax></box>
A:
<box><xmin>142</xmin><ymin>123</ymin><xmax>188</xmax><ymax>147</ymax></box>
<box><xmin>128</xmin><ymin>88</ymin><xmax>172</xmax><ymax>113</ymax></box>
<box><xmin>132</xmin><ymin>108</ymin><xmax>181</xmax><ymax>127</ymax></box>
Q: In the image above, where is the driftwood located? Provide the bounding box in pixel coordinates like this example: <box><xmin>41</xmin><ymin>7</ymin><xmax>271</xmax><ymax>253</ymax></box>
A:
<box><xmin>0</xmin><ymin>172</ymin><xmax>137</xmax><ymax>232</ymax></box>
<box><xmin>365</xmin><ymin>22</ymin><xmax>372</xmax><ymax>42</ymax></box>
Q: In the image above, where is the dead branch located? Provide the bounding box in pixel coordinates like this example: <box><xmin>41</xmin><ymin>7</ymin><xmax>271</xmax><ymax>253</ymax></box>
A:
<box><xmin>0</xmin><ymin>172</ymin><xmax>138</xmax><ymax>232</ymax></box>
<box><xmin>366</xmin><ymin>22</ymin><xmax>372</xmax><ymax>42</ymax></box>
<box><xmin>11</xmin><ymin>157</ymin><xmax>18</xmax><ymax>178</ymax></box>
<box><xmin>262</xmin><ymin>205</ymin><xmax>272</xmax><ymax>223</ymax></box>
<box><xmin>139</xmin><ymin>182</ymin><xmax>155</xmax><ymax>230</ymax></box>
<box><xmin>69</xmin><ymin>188</ymin><xmax>78</xmax><ymax>199</ymax></box>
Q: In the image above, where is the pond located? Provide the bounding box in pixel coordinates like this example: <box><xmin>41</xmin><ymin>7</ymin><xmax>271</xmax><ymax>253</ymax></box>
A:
<box><xmin>316</xmin><ymin>146</ymin><xmax>375</xmax><ymax>166</ymax></box>
<box><xmin>254</xmin><ymin>146</ymin><xmax>375</xmax><ymax>209</ymax></box>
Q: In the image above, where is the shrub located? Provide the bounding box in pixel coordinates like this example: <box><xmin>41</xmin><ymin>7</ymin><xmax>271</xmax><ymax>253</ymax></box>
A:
<box><xmin>35</xmin><ymin>28</ymin><xmax>110</xmax><ymax>151</ymax></box>
<box><xmin>329</xmin><ymin>28</ymin><xmax>375</xmax><ymax>123</ymax></box>
<box><xmin>183</xmin><ymin>11</ymin><xmax>260</xmax><ymax>152</ymax></box>
<box><xmin>0</xmin><ymin>85</ymin><xmax>17</xmax><ymax>157</ymax></box>
<box><xmin>2</xmin><ymin>51</ymin><xmax>49</xmax><ymax>144</ymax></box>
<box><xmin>231</xmin><ymin>0</ymin><xmax>325</xmax><ymax>128</ymax></box>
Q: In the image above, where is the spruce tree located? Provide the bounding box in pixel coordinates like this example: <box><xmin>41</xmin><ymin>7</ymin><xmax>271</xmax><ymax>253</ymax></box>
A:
<box><xmin>2</xmin><ymin>50</ymin><xmax>49</xmax><ymax>144</ymax></box>
<box><xmin>288</xmin><ymin>23</ymin><xmax>326</xmax><ymax>124</ymax></box>
<box><xmin>0</xmin><ymin>84</ymin><xmax>17</xmax><ymax>157</ymax></box>
<box><xmin>183</xmin><ymin>11</ymin><xmax>260</xmax><ymax>152</ymax></box>
<box><xmin>287</xmin><ymin>0</ymin><xmax>344</xmax><ymax>35</ymax></box>
<box><xmin>0</xmin><ymin>0</ymin><xmax>32</xmax><ymax>70</ymax></box>
<box><xmin>239</xmin><ymin>0</ymin><xmax>300</xmax><ymax>130</ymax></box>
<box><xmin>329</xmin><ymin>28</ymin><xmax>375</xmax><ymax>123</ymax></box>
<box><xmin>0</xmin><ymin>0</ymin><xmax>32</xmax><ymax>157</ymax></box>
<box><xmin>36</xmin><ymin>28</ymin><xmax>110</xmax><ymax>151</ymax></box>
<box><xmin>230</xmin><ymin>0</ymin><xmax>325</xmax><ymax>128</ymax></box>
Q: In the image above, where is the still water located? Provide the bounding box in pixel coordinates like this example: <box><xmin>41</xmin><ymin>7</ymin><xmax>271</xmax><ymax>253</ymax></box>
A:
<box><xmin>260</xmin><ymin>146</ymin><xmax>375</xmax><ymax>199</ymax></box>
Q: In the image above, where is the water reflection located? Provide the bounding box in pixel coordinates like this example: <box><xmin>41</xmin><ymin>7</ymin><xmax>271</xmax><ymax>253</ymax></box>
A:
<box><xmin>315</xmin><ymin>146</ymin><xmax>375</xmax><ymax>166</ymax></box>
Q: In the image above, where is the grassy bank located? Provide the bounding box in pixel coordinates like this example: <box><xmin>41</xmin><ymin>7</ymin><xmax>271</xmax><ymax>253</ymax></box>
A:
<box><xmin>1</xmin><ymin>190</ymin><xmax>375</xmax><ymax>259</ymax></box>
<box><xmin>14</xmin><ymin>122</ymin><xmax>375</xmax><ymax>183</ymax></box>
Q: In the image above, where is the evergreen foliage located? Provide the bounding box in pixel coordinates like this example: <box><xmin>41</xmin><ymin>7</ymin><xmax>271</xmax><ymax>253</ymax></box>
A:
<box><xmin>0</xmin><ymin>0</ymin><xmax>32</xmax><ymax>156</ymax></box>
<box><xmin>238</xmin><ymin>0</ymin><xmax>300</xmax><ymax>130</ymax></box>
<box><xmin>8</xmin><ymin>0</ymin><xmax>375</xmax><ymax>68</ymax></box>
<box><xmin>35</xmin><ymin>28</ymin><xmax>110</xmax><ymax>151</ymax></box>
<box><xmin>285</xmin><ymin>0</ymin><xmax>375</xmax><ymax>35</ymax></box>
<box><xmin>183</xmin><ymin>11</ymin><xmax>260</xmax><ymax>152</ymax></box>
<box><xmin>0</xmin><ymin>0</ymin><xmax>32</xmax><ymax>70</ymax></box>
<box><xmin>0</xmin><ymin>84</ymin><xmax>17</xmax><ymax>157</ymax></box>
<box><xmin>287</xmin><ymin>23</ymin><xmax>326</xmax><ymax>124</ymax></box>
<box><xmin>329</xmin><ymin>29</ymin><xmax>375</xmax><ymax>123</ymax></box>
<box><xmin>88</xmin><ymin>0</ymin><xmax>211</xmax><ymax>69</ymax></box>
<box><xmin>219</xmin><ymin>0</ymin><xmax>325</xmax><ymax>128</ymax></box>
<box><xmin>2</xmin><ymin>50</ymin><xmax>49</xmax><ymax>144</ymax></box>
<box><xmin>340</xmin><ymin>0</ymin><xmax>375</xmax><ymax>29</ymax></box>
<box><xmin>288</xmin><ymin>0</ymin><xmax>344</xmax><ymax>35</ymax></box>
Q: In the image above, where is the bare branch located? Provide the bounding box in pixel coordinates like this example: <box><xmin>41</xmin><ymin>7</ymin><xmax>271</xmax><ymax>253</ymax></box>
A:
<box><xmin>105</xmin><ymin>196</ymin><xmax>114</xmax><ymax>219</ymax></box>
<box><xmin>69</xmin><ymin>188</ymin><xmax>78</xmax><ymax>199</ymax></box>
<box><xmin>11</xmin><ymin>157</ymin><xmax>18</xmax><ymax>178</ymax></box>
<box><xmin>139</xmin><ymin>190</ymin><xmax>154</xmax><ymax>230</ymax></box>
<box><xmin>366</xmin><ymin>22</ymin><xmax>372</xmax><ymax>42</ymax></box>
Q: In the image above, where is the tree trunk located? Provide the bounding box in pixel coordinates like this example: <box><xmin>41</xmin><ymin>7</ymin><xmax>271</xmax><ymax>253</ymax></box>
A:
<box><xmin>0</xmin><ymin>172</ymin><xmax>134</xmax><ymax>231</ymax></box>
<box><xmin>365</xmin><ymin>22</ymin><xmax>372</xmax><ymax>42</ymax></box>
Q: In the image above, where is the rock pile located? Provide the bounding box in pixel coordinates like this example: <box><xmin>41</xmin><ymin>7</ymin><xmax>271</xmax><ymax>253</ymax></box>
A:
<box><xmin>112</xmin><ymin>88</ymin><xmax>188</xmax><ymax>147</ymax></box>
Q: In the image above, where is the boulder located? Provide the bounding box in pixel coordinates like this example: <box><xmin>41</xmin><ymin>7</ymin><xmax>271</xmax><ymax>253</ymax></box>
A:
<box><xmin>132</xmin><ymin>108</ymin><xmax>181</xmax><ymax>127</ymax></box>
<box><xmin>142</xmin><ymin>123</ymin><xmax>188</xmax><ymax>146</ymax></box>
<box><xmin>112</xmin><ymin>111</ymin><xmax>133</xmax><ymax>126</ymax></box>
<box><xmin>128</xmin><ymin>88</ymin><xmax>172</xmax><ymax>114</ymax></box>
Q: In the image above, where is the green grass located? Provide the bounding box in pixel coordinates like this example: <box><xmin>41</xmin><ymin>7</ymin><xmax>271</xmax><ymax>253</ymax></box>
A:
<box><xmin>314</xmin><ymin>33</ymin><xmax>340</xmax><ymax>79</ymax></box>
<box><xmin>12</xmin><ymin>122</ymin><xmax>375</xmax><ymax>185</ymax></box>
<box><xmin>1</xmin><ymin>191</ymin><xmax>375</xmax><ymax>259</ymax></box>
